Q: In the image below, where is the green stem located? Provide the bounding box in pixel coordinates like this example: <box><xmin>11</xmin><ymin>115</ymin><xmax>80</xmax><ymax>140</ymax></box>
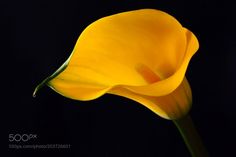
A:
<box><xmin>173</xmin><ymin>115</ymin><xmax>209</xmax><ymax>157</ymax></box>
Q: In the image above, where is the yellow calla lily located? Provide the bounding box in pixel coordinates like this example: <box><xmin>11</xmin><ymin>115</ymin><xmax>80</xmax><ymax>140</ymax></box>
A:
<box><xmin>34</xmin><ymin>9</ymin><xmax>199</xmax><ymax>120</ymax></box>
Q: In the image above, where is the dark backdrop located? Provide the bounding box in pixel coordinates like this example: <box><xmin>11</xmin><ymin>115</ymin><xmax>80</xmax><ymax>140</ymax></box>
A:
<box><xmin>3</xmin><ymin>0</ymin><xmax>236</xmax><ymax>157</ymax></box>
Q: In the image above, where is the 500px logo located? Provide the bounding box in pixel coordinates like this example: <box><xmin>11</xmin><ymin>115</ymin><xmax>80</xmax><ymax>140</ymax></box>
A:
<box><xmin>9</xmin><ymin>134</ymin><xmax>37</xmax><ymax>142</ymax></box>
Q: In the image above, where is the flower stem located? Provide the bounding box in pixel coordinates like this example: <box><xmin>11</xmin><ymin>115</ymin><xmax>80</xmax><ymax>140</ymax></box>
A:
<box><xmin>173</xmin><ymin>115</ymin><xmax>209</xmax><ymax>157</ymax></box>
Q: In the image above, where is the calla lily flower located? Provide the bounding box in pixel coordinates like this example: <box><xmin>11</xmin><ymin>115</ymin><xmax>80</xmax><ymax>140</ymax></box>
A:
<box><xmin>34</xmin><ymin>9</ymin><xmax>199</xmax><ymax>120</ymax></box>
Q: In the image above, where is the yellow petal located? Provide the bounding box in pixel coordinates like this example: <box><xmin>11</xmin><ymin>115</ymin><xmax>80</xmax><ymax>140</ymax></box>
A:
<box><xmin>47</xmin><ymin>9</ymin><xmax>193</xmax><ymax>100</ymax></box>
<box><xmin>125</xmin><ymin>28</ymin><xmax>199</xmax><ymax>96</ymax></box>
<box><xmin>50</xmin><ymin>81</ymin><xmax>111</xmax><ymax>101</ymax></box>
<box><xmin>108</xmin><ymin>77</ymin><xmax>192</xmax><ymax>119</ymax></box>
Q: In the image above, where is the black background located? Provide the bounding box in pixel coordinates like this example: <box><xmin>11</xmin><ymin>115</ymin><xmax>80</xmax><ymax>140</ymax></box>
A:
<box><xmin>3</xmin><ymin>0</ymin><xmax>236</xmax><ymax>157</ymax></box>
